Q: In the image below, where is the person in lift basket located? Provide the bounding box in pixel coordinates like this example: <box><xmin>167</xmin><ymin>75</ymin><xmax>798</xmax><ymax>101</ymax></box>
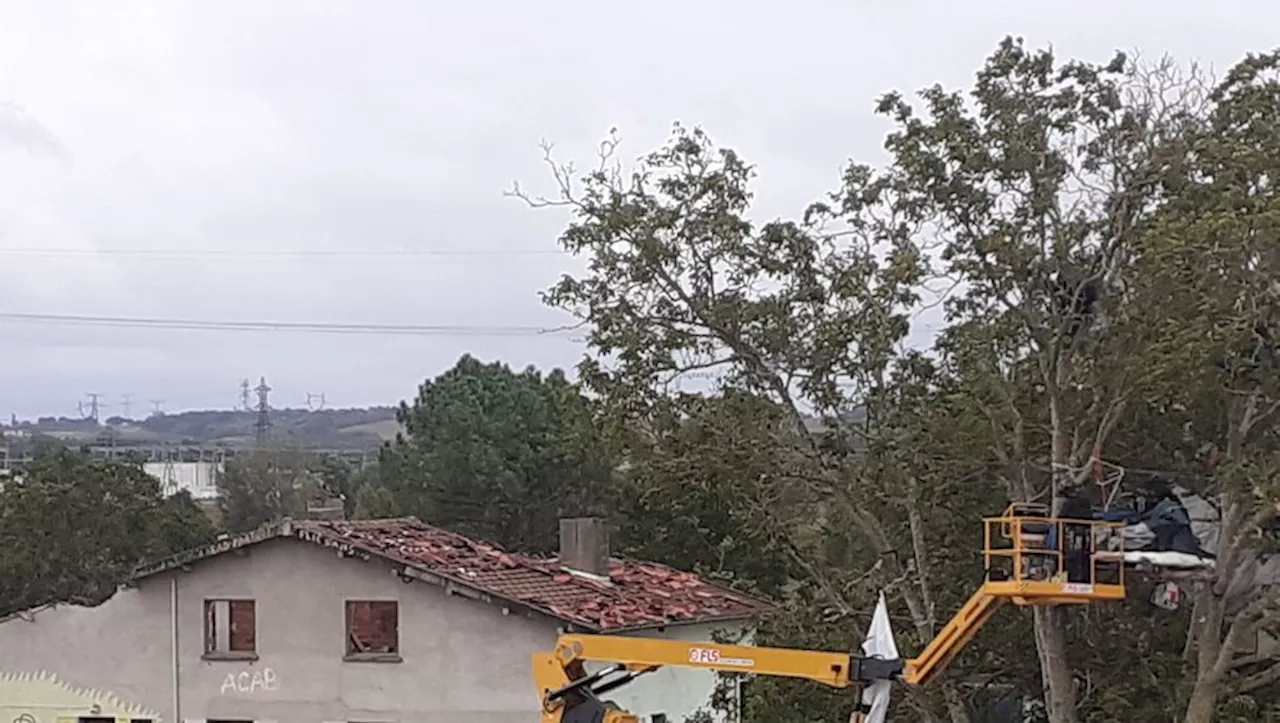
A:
<box><xmin>1060</xmin><ymin>492</ymin><xmax>1094</xmax><ymax>585</ymax></box>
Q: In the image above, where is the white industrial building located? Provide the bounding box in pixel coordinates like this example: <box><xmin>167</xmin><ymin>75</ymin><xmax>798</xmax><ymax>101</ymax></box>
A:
<box><xmin>143</xmin><ymin>460</ymin><xmax>222</xmax><ymax>500</ymax></box>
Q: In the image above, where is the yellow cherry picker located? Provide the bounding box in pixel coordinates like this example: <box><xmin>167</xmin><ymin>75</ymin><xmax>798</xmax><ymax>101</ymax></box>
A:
<box><xmin>532</xmin><ymin>504</ymin><xmax>1127</xmax><ymax>723</ymax></box>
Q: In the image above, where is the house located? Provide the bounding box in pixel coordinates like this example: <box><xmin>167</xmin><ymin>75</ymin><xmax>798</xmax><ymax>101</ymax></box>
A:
<box><xmin>0</xmin><ymin>517</ymin><xmax>774</xmax><ymax>723</ymax></box>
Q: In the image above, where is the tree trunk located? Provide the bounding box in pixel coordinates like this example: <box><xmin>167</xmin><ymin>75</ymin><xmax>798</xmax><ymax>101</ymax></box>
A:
<box><xmin>1179</xmin><ymin>411</ymin><xmax>1256</xmax><ymax>723</ymax></box>
<box><xmin>1181</xmin><ymin>679</ymin><xmax>1218</xmax><ymax>723</ymax></box>
<box><xmin>1037</xmin><ymin>382</ymin><xmax>1078</xmax><ymax>723</ymax></box>
<box><xmin>1034</xmin><ymin>606</ymin><xmax>1077</xmax><ymax>723</ymax></box>
<box><xmin>905</xmin><ymin>484</ymin><xmax>972</xmax><ymax>723</ymax></box>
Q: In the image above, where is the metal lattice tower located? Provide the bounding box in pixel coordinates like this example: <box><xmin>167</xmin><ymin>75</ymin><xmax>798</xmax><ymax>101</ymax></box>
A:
<box><xmin>161</xmin><ymin>445</ymin><xmax>178</xmax><ymax>496</ymax></box>
<box><xmin>81</xmin><ymin>392</ymin><xmax>102</xmax><ymax>423</ymax></box>
<box><xmin>254</xmin><ymin>376</ymin><xmax>272</xmax><ymax>444</ymax></box>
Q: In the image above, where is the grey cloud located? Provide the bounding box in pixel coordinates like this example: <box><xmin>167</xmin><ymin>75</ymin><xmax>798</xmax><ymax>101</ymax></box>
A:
<box><xmin>0</xmin><ymin>0</ymin><xmax>1275</xmax><ymax>417</ymax></box>
<box><xmin>0</xmin><ymin>102</ymin><xmax>69</xmax><ymax>163</ymax></box>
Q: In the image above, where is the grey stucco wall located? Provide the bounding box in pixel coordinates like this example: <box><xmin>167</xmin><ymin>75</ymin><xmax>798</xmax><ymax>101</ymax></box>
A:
<box><xmin>0</xmin><ymin>576</ymin><xmax>173</xmax><ymax>717</ymax></box>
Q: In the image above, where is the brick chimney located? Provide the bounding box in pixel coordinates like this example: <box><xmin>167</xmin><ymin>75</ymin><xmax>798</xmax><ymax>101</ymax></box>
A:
<box><xmin>559</xmin><ymin>517</ymin><xmax>610</xmax><ymax>579</ymax></box>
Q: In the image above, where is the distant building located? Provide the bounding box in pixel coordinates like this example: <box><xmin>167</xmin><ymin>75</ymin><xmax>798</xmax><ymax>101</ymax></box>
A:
<box><xmin>143</xmin><ymin>461</ymin><xmax>222</xmax><ymax>500</ymax></box>
<box><xmin>0</xmin><ymin>517</ymin><xmax>773</xmax><ymax>723</ymax></box>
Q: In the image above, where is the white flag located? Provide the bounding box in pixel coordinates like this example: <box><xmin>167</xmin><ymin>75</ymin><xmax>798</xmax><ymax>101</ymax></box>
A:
<box><xmin>853</xmin><ymin>591</ymin><xmax>898</xmax><ymax>723</ymax></box>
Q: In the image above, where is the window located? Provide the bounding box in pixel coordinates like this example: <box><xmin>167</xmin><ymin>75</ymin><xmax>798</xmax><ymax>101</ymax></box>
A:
<box><xmin>204</xmin><ymin>599</ymin><xmax>257</xmax><ymax>659</ymax></box>
<box><xmin>345</xmin><ymin>600</ymin><xmax>400</xmax><ymax>661</ymax></box>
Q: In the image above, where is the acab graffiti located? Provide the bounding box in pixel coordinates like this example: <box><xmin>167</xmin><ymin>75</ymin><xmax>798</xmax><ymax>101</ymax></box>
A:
<box><xmin>220</xmin><ymin>667</ymin><xmax>279</xmax><ymax>695</ymax></box>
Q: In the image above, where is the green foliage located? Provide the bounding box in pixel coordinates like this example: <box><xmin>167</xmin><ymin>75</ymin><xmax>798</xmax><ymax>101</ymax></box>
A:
<box><xmin>538</xmin><ymin>123</ymin><xmax>922</xmax><ymax>418</ymax></box>
<box><xmin>216</xmin><ymin>448</ymin><xmax>325</xmax><ymax>533</ymax></box>
<box><xmin>1121</xmin><ymin>50</ymin><xmax>1280</xmax><ymax>722</ymax></box>
<box><xmin>358</xmin><ymin>354</ymin><xmax>613</xmax><ymax>553</ymax></box>
<box><xmin>614</xmin><ymin>391</ymin><xmax>798</xmax><ymax>600</ymax></box>
<box><xmin>316</xmin><ymin>456</ymin><xmax>361</xmax><ymax>519</ymax></box>
<box><xmin>0</xmin><ymin>447</ymin><xmax>216</xmax><ymax>617</ymax></box>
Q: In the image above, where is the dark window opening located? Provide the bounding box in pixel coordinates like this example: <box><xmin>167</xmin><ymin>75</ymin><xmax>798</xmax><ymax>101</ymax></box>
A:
<box><xmin>345</xmin><ymin>599</ymin><xmax>400</xmax><ymax>660</ymax></box>
<box><xmin>204</xmin><ymin>598</ymin><xmax>257</xmax><ymax>658</ymax></box>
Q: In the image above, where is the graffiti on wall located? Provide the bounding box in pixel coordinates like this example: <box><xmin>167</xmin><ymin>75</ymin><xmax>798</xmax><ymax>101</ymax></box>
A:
<box><xmin>220</xmin><ymin>666</ymin><xmax>279</xmax><ymax>695</ymax></box>
<box><xmin>0</xmin><ymin>671</ymin><xmax>159</xmax><ymax>723</ymax></box>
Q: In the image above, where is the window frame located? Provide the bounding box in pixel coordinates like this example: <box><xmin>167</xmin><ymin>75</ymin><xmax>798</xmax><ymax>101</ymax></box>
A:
<box><xmin>202</xmin><ymin>598</ymin><xmax>259</xmax><ymax>661</ymax></box>
<box><xmin>343</xmin><ymin>599</ymin><xmax>401</xmax><ymax>662</ymax></box>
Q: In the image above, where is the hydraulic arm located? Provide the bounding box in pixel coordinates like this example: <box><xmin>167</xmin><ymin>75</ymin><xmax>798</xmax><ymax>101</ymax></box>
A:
<box><xmin>534</xmin><ymin>634</ymin><xmax>903</xmax><ymax>723</ymax></box>
<box><xmin>533</xmin><ymin>504</ymin><xmax>1130</xmax><ymax>722</ymax></box>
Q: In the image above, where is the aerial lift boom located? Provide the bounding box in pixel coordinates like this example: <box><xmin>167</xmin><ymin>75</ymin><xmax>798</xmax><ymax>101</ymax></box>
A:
<box><xmin>533</xmin><ymin>634</ymin><xmax>903</xmax><ymax>723</ymax></box>
<box><xmin>534</xmin><ymin>504</ymin><xmax>1127</xmax><ymax>722</ymax></box>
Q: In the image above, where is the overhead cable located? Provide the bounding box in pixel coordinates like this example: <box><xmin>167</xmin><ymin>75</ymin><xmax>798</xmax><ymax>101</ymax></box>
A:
<box><xmin>0</xmin><ymin>246</ymin><xmax>562</xmax><ymax>258</ymax></box>
<box><xmin>0</xmin><ymin>312</ymin><xmax>574</xmax><ymax>338</ymax></box>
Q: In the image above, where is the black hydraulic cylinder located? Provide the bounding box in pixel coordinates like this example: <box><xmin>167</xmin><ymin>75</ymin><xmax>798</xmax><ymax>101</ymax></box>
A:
<box><xmin>851</xmin><ymin>656</ymin><xmax>905</xmax><ymax>682</ymax></box>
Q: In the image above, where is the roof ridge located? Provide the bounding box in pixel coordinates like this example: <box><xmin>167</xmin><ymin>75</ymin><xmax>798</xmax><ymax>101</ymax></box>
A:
<box><xmin>299</xmin><ymin>515</ymin><xmax>422</xmax><ymax>526</ymax></box>
<box><xmin>123</xmin><ymin>517</ymin><xmax>774</xmax><ymax>633</ymax></box>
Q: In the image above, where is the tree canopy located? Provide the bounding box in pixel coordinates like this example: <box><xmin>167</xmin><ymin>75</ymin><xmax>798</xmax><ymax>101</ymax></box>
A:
<box><xmin>516</xmin><ymin>37</ymin><xmax>1280</xmax><ymax>723</ymax></box>
<box><xmin>356</xmin><ymin>354</ymin><xmax>614</xmax><ymax>553</ymax></box>
<box><xmin>0</xmin><ymin>447</ymin><xmax>216</xmax><ymax>617</ymax></box>
<box><xmin>216</xmin><ymin>447</ymin><xmax>328</xmax><ymax>533</ymax></box>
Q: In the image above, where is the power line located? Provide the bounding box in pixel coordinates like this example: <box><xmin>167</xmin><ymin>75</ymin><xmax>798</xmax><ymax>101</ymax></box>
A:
<box><xmin>0</xmin><ymin>311</ymin><xmax>575</xmax><ymax>338</ymax></box>
<box><xmin>0</xmin><ymin>247</ymin><xmax>563</xmax><ymax>259</ymax></box>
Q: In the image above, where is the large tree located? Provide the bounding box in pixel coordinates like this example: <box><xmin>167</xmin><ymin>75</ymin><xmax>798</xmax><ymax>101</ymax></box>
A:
<box><xmin>1125</xmin><ymin>50</ymin><xmax>1280</xmax><ymax>723</ymax></box>
<box><xmin>357</xmin><ymin>354</ymin><xmax>614</xmax><ymax>553</ymax></box>
<box><xmin>516</xmin><ymin>114</ymin><xmax>983</xmax><ymax>719</ymax></box>
<box><xmin>0</xmin><ymin>448</ymin><xmax>216</xmax><ymax>617</ymax></box>
<box><xmin>866</xmin><ymin>40</ymin><xmax>1211</xmax><ymax>722</ymax></box>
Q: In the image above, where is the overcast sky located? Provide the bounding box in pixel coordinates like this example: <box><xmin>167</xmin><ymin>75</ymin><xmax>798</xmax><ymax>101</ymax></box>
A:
<box><xmin>0</xmin><ymin>0</ymin><xmax>1274</xmax><ymax>418</ymax></box>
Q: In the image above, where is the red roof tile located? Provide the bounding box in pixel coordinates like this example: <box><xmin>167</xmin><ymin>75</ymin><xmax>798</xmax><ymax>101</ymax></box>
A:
<box><xmin>291</xmin><ymin>518</ymin><xmax>774</xmax><ymax>631</ymax></box>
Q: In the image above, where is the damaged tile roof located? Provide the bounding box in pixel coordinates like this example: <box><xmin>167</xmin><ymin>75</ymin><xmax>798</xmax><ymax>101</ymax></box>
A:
<box><xmin>133</xmin><ymin>518</ymin><xmax>775</xmax><ymax>632</ymax></box>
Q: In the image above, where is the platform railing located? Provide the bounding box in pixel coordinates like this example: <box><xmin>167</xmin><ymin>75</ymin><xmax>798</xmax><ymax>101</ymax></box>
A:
<box><xmin>983</xmin><ymin>511</ymin><xmax>1126</xmax><ymax>591</ymax></box>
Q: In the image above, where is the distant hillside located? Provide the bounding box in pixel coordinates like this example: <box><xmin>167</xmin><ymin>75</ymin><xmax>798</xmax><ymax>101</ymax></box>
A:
<box><xmin>11</xmin><ymin>407</ymin><xmax>402</xmax><ymax>449</ymax></box>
